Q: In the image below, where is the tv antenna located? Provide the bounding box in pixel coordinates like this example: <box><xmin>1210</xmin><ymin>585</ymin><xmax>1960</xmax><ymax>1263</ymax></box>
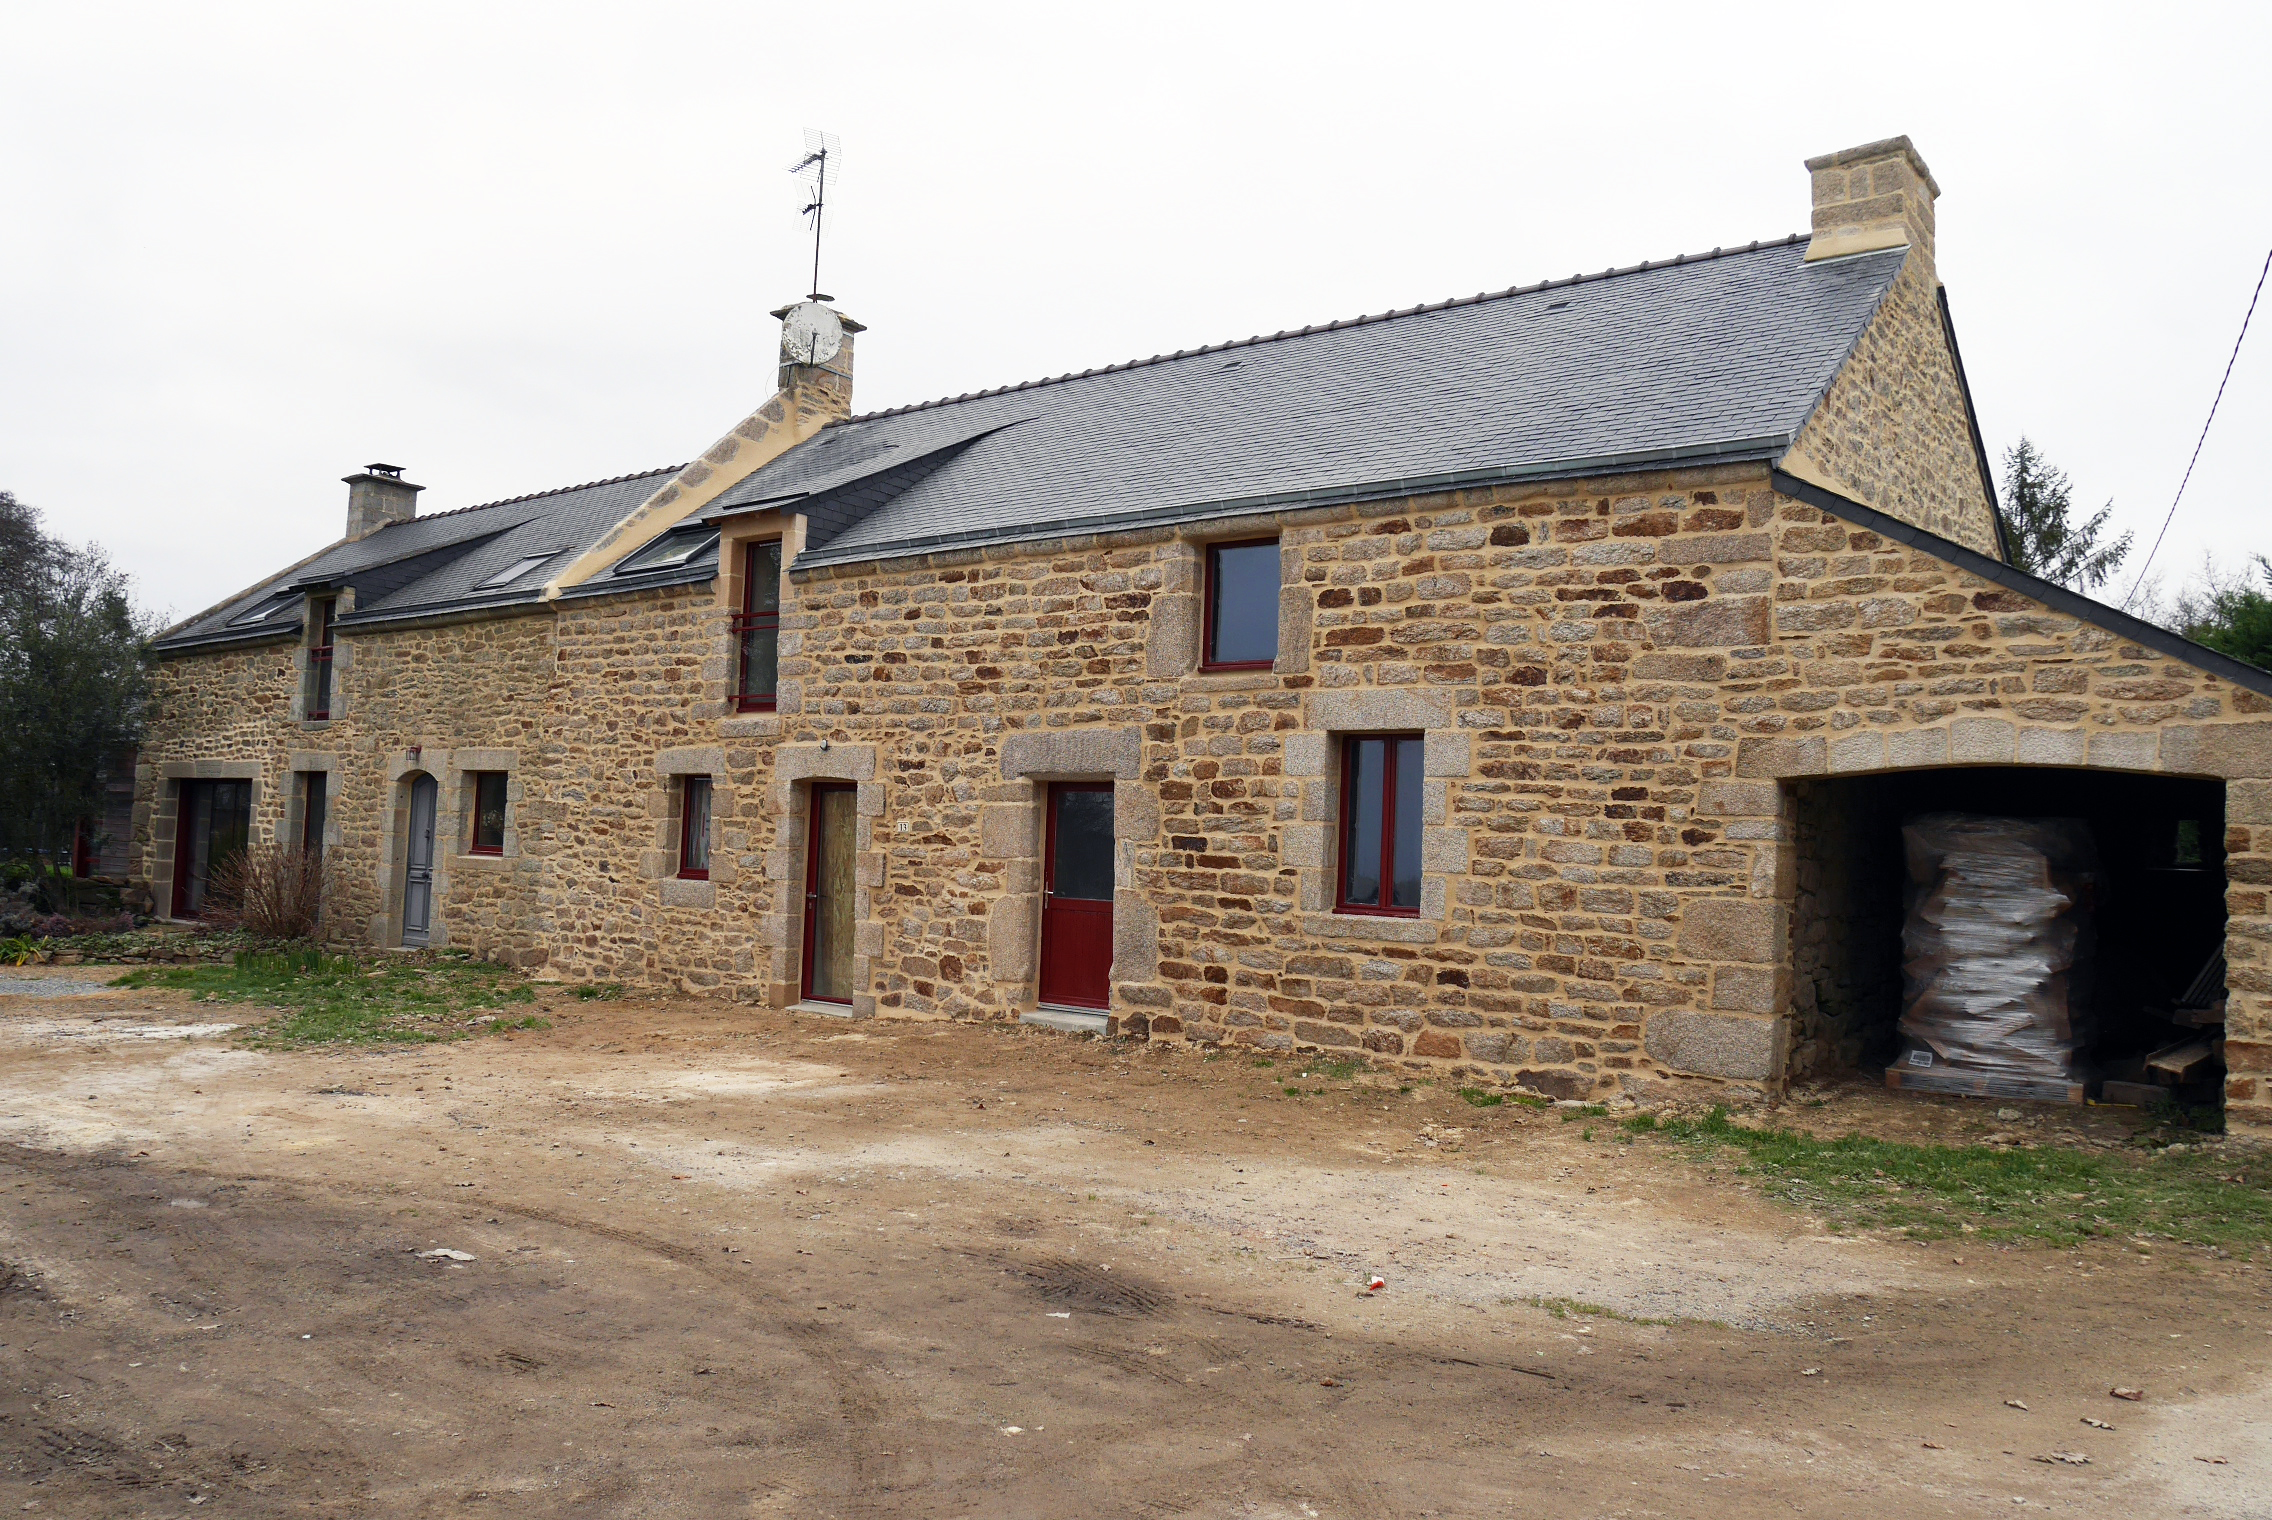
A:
<box><xmin>789</xmin><ymin>128</ymin><xmax>840</xmax><ymax>301</ymax></box>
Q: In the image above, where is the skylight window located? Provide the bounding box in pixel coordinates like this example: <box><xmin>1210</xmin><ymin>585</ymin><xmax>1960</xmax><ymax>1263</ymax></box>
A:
<box><xmin>474</xmin><ymin>551</ymin><xmax>563</xmax><ymax>590</ymax></box>
<box><xmin>612</xmin><ymin>526</ymin><xmax>720</xmax><ymax>576</ymax></box>
<box><xmin>226</xmin><ymin>591</ymin><xmax>301</xmax><ymax>627</ymax></box>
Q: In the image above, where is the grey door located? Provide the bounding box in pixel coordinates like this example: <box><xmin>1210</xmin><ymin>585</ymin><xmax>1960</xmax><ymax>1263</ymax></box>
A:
<box><xmin>402</xmin><ymin>773</ymin><xmax>437</xmax><ymax>946</ymax></box>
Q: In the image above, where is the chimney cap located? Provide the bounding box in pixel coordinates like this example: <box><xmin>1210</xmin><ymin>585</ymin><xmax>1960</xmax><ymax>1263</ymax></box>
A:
<box><xmin>363</xmin><ymin>462</ymin><xmax>406</xmax><ymax>478</ymax></box>
<box><xmin>1802</xmin><ymin>135</ymin><xmax>1940</xmax><ymax>198</ymax></box>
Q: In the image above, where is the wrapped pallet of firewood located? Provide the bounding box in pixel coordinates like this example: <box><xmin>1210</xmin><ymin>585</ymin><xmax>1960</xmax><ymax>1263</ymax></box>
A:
<box><xmin>1889</xmin><ymin>813</ymin><xmax>2100</xmax><ymax>1102</ymax></box>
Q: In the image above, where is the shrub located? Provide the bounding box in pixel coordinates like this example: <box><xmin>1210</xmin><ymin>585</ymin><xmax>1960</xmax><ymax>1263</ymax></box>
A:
<box><xmin>206</xmin><ymin>843</ymin><xmax>335</xmax><ymax>941</ymax></box>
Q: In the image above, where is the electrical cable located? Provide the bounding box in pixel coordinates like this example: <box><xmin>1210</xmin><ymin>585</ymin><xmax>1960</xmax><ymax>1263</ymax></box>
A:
<box><xmin>2121</xmin><ymin>246</ymin><xmax>2272</xmax><ymax>609</ymax></box>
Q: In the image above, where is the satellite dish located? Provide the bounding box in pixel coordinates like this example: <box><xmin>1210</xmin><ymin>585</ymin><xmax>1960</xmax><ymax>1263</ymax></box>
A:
<box><xmin>780</xmin><ymin>301</ymin><xmax>844</xmax><ymax>367</ymax></box>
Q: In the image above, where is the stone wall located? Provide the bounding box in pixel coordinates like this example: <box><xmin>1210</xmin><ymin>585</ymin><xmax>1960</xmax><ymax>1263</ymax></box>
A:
<box><xmin>138</xmin><ymin>580</ymin><xmax>788</xmax><ymax>992</ymax></box>
<box><xmin>144</xmin><ymin>458</ymin><xmax>2272</xmax><ymax>1130</ymax></box>
<box><xmin>1781</xmin><ymin>250</ymin><xmax>2002</xmax><ymax>557</ymax></box>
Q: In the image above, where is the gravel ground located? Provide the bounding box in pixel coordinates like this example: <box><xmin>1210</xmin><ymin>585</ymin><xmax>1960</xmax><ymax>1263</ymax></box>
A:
<box><xmin>0</xmin><ymin>968</ymin><xmax>2264</xmax><ymax>1518</ymax></box>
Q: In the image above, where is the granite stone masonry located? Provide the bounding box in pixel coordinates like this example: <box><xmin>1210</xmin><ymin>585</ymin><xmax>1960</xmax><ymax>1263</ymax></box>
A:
<box><xmin>137</xmin><ymin>136</ymin><xmax>2272</xmax><ymax>1134</ymax></box>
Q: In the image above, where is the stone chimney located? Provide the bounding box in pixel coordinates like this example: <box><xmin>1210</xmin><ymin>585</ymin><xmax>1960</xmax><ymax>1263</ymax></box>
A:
<box><xmin>343</xmin><ymin>463</ymin><xmax>423</xmax><ymax>541</ymax></box>
<box><xmin>1803</xmin><ymin>136</ymin><xmax>1939</xmax><ymax>270</ymax></box>
<box><xmin>771</xmin><ymin>301</ymin><xmax>864</xmax><ymax>421</ymax></box>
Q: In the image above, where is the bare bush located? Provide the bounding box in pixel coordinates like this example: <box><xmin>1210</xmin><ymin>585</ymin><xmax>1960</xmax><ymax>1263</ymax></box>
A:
<box><xmin>207</xmin><ymin>843</ymin><xmax>334</xmax><ymax>941</ymax></box>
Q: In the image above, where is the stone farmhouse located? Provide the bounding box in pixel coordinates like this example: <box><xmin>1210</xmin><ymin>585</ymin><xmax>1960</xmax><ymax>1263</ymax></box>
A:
<box><xmin>140</xmin><ymin>138</ymin><xmax>2272</xmax><ymax>1133</ymax></box>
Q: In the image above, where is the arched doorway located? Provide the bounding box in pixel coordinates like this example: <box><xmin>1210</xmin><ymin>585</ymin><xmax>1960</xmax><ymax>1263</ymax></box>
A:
<box><xmin>400</xmin><ymin>772</ymin><xmax>438</xmax><ymax>947</ymax></box>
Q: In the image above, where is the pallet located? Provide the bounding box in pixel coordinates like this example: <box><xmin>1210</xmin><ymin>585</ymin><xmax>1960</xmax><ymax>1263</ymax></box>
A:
<box><xmin>1885</xmin><ymin>1066</ymin><xmax>2087</xmax><ymax>1104</ymax></box>
<box><xmin>2097</xmin><ymin>1079</ymin><xmax>2170</xmax><ymax>1108</ymax></box>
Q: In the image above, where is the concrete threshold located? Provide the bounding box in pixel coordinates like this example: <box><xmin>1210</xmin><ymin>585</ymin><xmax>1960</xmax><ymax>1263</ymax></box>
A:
<box><xmin>790</xmin><ymin>1001</ymin><xmax>859</xmax><ymax>1019</ymax></box>
<box><xmin>1021</xmin><ymin>1007</ymin><xmax>1108</xmax><ymax>1035</ymax></box>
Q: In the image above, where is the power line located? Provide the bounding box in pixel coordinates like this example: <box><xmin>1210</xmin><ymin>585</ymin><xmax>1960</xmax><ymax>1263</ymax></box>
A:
<box><xmin>2121</xmin><ymin>245</ymin><xmax>2272</xmax><ymax>609</ymax></box>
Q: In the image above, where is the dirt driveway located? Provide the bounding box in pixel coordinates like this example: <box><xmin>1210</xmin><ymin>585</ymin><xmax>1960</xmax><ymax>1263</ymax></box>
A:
<box><xmin>0</xmin><ymin>969</ymin><xmax>2264</xmax><ymax>1518</ymax></box>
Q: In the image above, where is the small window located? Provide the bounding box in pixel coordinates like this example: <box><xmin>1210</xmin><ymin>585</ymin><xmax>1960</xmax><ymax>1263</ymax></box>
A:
<box><xmin>613</xmin><ymin>526</ymin><xmax>721</xmax><ymax>576</ymax></box>
<box><xmin>1204</xmin><ymin>538</ymin><xmax>1280</xmax><ymax>670</ymax></box>
<box><xmin>1337</xmin><ymin>733</ymin><xmax>1423</xmax><ymax>915</ymax></box>
<box><xmin>474</xmin><ymin>551</ymin><xmax>562</xmax><ymax>590</ymax></box>
<box><xmin>733</xmin><ymin>540</ymin><xmax>783</xmax><ymax>711</ymax></box>
<box><xmin>300</xmin><ymin>771</ymin><xmax>328</xmax><ymax>857</ymax></box>
<box><xmin>469</xmin><ymin>771</ymin><xmax>508</xmax><ymax>854</ymax></box>
<box><xmin>679</xmin><ymin>777</ymin><xmax>713</xmax><ymax>880</ymax></box>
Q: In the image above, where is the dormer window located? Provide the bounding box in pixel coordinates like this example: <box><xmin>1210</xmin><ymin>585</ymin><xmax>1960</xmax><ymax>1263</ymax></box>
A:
<box><xmin>474</xmin><ymin>551</ymin><xmax>564</xmax><ymax>590</ymax></box>
<box><xmin>612</xmin><ymin>526</ymin><xmax>720</xmax><ymax>576</ymax></box>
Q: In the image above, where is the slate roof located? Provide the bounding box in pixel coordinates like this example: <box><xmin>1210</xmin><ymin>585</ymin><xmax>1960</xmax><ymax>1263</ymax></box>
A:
<box><xmin>159</xmin><ymin>234</ymin><xmax>1908</xmax><ymax>651</ymax></box>
<box><xmin>734</xmin><ymin>236</ymin><xmax>1908</xmax><ymax>570</ymax></box>
<box><xmin>156</xmin><ymin>467</ymin><xmax>683</xmax><ymax>651</ymax></box>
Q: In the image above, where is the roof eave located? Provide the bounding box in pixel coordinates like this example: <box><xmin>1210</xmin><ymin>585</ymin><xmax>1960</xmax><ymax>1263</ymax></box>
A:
<box><xmin>790</xmin><ymin>435</ymin><xmax>1794</xmax><ymax>575</ymax></box>
<box><xmin>153</xmin><ymin>624</ymin><xmax>306</xmax><ymax>657</ymax></box>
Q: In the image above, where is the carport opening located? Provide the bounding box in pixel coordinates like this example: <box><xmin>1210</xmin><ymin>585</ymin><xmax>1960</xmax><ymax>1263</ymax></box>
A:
<box><xmin>1788</xmin><ymin>766</ymin><xmax>2225</xmax><ymax>1106</ymax></box>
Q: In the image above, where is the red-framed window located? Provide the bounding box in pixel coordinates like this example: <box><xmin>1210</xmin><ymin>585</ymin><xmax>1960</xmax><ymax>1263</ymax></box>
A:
<box><xmin>469</xmin><ymin>771</ymin><xmax>508</xmax><ymax>855</ymax></box>
<box><xmin>678</xmin><ymin>776</ymin><xmax>713</xmax><ymax>880</ymax></box>
<box><xmin>732</xmin><ymin>540</ymin><xmax>782</xmax><ymax>711</ymax></box>
<box><xmin>307</xmin><ymin>597</ymin><xmax>336</xmax><ymax>720</ymax></box>
<box><xmin>1336</xmin><ymin>733</ymin><xmax>1423</xmax><ymax>916</ymax></box>
<box><xmin>1202</xmin><ymin>537</ymin><xmax>1280</xmax><ymax>671</ymax></box>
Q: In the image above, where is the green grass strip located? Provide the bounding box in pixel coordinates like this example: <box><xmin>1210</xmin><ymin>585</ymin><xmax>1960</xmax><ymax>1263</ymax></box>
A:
<box><xmin>1626</xmin><ymin>1107</ymin><xmax>2272</xmax><ymax>1248</ymax></box>
<box><xmin>113</xmin><ymin>947</ymin><xmax>542</xmax><ymax>1046</ymax></box>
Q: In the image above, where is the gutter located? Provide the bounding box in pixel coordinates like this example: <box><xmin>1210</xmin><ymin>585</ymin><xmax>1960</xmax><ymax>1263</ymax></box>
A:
<box><xmin>791</xmin><ymin>434</ymin><xmax>1793</xmax><ymax>575</ymax></box>
<box><xmin>152</xmin><ymin>625</ymin><xmax>303</xmax><ymax>657</ymax></box>
<box><xmin>1769</xmin><ymin>468</ymin><xmax>2272</xmax><ymax>699</ymax></box>
<box><xmin>155</xmin><ymin>567</ymin><xmax>716</xmax><ymax>653</ymax></box>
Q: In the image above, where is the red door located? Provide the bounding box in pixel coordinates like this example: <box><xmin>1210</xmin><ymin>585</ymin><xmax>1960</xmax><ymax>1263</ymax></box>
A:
<box><xmin>1038</xmin><ymin>783</ymin><xmax>1114</xmax><ymax>1010</ymax></box>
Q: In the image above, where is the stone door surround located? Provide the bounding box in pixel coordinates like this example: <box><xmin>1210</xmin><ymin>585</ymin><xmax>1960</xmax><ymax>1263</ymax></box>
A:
<box><xmin>986</xmin><ymin>727</ymin><xmax>1161</xmax><ymax>1009</ymax></box>
<box><xmin>148</xmin><ymin>760</ymin><xmax>263</xmax><ymax>922</ymax></box>
<box><xmin>366</xmin><ymin>745</ymin><xmax>517</xmax><ymax>949</ymax></box>
<box><xmin>763</xmin><ymin>742</ymin><xmax>884</xmax><ymax>1015</ymax></box>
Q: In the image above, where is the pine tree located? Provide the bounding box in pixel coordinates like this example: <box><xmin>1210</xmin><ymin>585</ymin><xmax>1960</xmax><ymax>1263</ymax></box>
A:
<box><xmin>2000</xmin><ymin>439</ymin><xmax>2133</xmax><ymax>593</ymax></box>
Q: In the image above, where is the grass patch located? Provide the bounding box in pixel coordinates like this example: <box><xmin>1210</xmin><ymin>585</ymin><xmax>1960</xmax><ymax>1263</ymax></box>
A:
<box><xmin>1459</xmin><ymin>1087</ymin><xmax>1504</xmax><ymax>1108</ymax></box>
<box><xmin>1311</xmin><ymin>1057</ymin><xmax>1366</xmax><ymax>1081</ymax></box>
<box><xmin>1559</xmin><ymin>1103</ymin><xmax>1609</xmax><ymax>1121</ymax></box>
<box><xmin>572</xmin><ymin>982</ymin><xmax>623</xmax><ymax>1002</ymax></box>
<box><xmin>1628</xmin><ymin>1108</ymin><xmax>2272</xmax><ymax>1248</ymax></box>
<box><xmin>113</xmin><ymin>947</ymin><xmax>538</xmax><ymax>1045</ymax></box>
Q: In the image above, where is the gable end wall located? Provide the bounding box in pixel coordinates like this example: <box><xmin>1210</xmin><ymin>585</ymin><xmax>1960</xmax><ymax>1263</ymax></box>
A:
<box><xmin>1781</xmin><ymin>251</ymin><xmax>2002</xmax><ymax>557</ymax></box>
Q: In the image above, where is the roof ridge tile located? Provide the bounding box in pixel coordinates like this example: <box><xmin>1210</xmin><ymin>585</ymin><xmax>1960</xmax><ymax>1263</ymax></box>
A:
<box><xmin>412</xmin><ymin>463</ymin><xmax>687</xmax><ymax>521</ymax></box>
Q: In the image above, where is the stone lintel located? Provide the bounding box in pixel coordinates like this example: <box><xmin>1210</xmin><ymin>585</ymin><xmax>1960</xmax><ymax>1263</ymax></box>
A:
<box><xmin>1000</xmin><ymin>726</ymin><xmax>1143</xmax><ymax>780</ymax></box>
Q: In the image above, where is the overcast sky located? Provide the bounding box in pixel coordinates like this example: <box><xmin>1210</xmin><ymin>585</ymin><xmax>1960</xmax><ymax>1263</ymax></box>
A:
<box><xmin>4</xmin><ymin>2</ymin><xmax>2267</xmax><ymax>624</ymax></box>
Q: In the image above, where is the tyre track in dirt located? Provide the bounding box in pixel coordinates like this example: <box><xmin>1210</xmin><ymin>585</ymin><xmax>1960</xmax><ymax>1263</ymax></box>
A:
<box><xmin>3</xmin><ymin>988</ymin><xmax>2269</xmax><ymax>1518</ymax></box>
